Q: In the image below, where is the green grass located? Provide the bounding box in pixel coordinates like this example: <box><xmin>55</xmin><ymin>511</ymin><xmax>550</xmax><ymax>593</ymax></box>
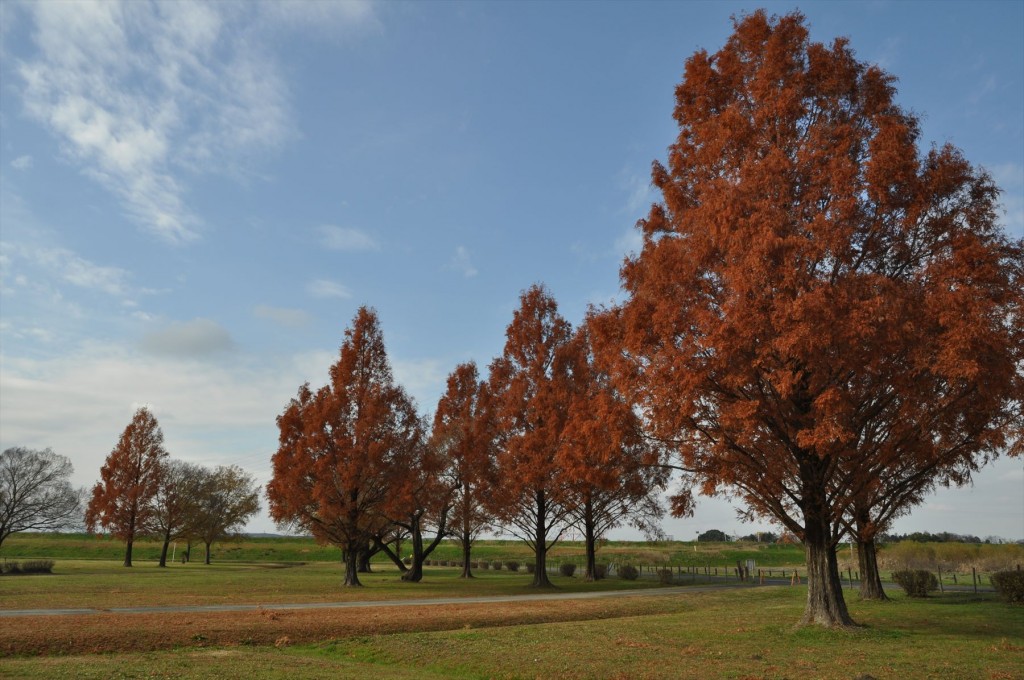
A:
<box><xmin>2</xmin><ymin>587</ymin><xmax>1020</xmax><ymax>679</ymax></box>
<box><xmin>0</xmin><ymin>559</ymin><xmax>666</xmax><ymax>610</ymax></box>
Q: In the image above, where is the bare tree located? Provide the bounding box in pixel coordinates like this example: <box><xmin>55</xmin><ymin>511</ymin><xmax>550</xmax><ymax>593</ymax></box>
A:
<box><xmin>1</xmin><ymin>447</ymin><xmax>84</xmax><ymax>550</ymax></box>
<box><xmin>193</xmin><ymin>465</ymin><xmax>261</xmax><ymax>565</ymax></box>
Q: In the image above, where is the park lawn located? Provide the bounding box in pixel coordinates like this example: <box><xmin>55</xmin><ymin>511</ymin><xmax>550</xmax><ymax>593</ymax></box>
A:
<box><xmin>0</xmin><ymin>560</ymin><xmax>665</xmax><ymax>610</ymax></box>
<box><xmin>1</xmin><ymin>587</ymin><xmax>1020</xmax><ymax>679</ymax></box>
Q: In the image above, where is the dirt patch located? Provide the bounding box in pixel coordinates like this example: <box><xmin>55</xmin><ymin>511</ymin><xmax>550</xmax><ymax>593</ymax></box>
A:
<box><xmin>1</xmin><ymin>596</ymin><xmax>689</xmax><ymax>657</ymax></box>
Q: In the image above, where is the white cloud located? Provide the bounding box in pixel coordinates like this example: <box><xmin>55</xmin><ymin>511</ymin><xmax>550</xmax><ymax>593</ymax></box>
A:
<box><xmin>13</xmin><ymin>1</ymin><xmax>377</xmax><ymax>245</ymax></box>
<box><xmin>10</xmin><ymin>155</ymin><xmax>33</xmax><ymax>170</ymax></box>
<box><xmin>989</xmin><ymin>162</ymin><xmax>1024</xmax><ymax>237</ymax></box>
<box><xmin>254</xmin><ymin>304</ymin><xmax>311</xmax><ymax>328</ymax></box>
<box><xmin>448</xmin><ymin>245</ymin><xmax>478</xmax><ymax>278</ymax></box>
<box><xmin>391</xmin><ymin>356</ymin><xmax>446</xmax><ymax>410</ymax></box>
<box><xmin>318</xmin><ymin>225</ymin><xmax>379</xmax><ymax>251</ymax></box>
<box><xmin>2</xmin><ymin>242</ymin><xmax>131</xmax><ymax>297</ymax></box>
<box><xmin>140</xmin><ymin>318</ymin><xmax>235</xmax><ymax>357</ymax></box>
<box><xmin>307</xmin><ymin>279</ymin><xmax>352</xmax><ymax>299</ymax></box>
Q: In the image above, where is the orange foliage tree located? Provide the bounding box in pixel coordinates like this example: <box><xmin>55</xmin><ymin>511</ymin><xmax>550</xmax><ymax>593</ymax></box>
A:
<box><xmin>267</xmin><ymin>307</ymin><xmax>422</xmax><ymax>587</ymax></box>
<box><xmin>488</xmin><ymin>285</ymin><xmax>576</xmax><ymax>588</ymax></box>
<box><xmin>85</xmin><ymin>407</ymin><xmax>168</xmax><ymax>567</ymax></box>
<box><xmin>430</xmin><ymin>361</ymin><xmax>497</xmax><ymax>578</ymax></box>
<box><xmin>598</xmin><ymin>11</ymin><xmax>1023</xmax><ymax>626</ymax></box>
<box><xmin>560</xmin><ymin>324</ymin><xmax>668</xmax><ymax>580</ymax></box>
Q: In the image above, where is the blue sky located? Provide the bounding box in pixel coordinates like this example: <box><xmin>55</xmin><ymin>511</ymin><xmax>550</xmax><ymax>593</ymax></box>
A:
<box><xmin>1</xmin><ymin>0</ymin><xmax>1021</xmax><ymax>541</ymax></box>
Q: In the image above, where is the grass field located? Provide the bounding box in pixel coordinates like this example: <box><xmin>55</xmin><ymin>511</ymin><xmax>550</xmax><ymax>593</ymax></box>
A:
<box><xmin>2</xmin><ymin>534</ymin><xmax>1021</xmax><ymax>679</ymax></box>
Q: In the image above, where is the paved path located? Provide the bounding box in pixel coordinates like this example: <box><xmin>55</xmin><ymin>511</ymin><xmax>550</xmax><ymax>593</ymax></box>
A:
<box><xmin>0</xmin><ymin>584</ymin><xmax>754</xmax><ymax>618</ymax></box>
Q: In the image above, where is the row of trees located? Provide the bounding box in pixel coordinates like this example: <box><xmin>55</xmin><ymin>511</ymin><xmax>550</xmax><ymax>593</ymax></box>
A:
<box><xmin>268</xmin><ymin>297</ymin><xmax>668</xmax><ymax>588</ymax></box>
<box><xmin>84</xmin><ymin>407</ymin><xmax>261</xmax><ymax>567</ymax></box>
<box><xmin>271</xmin><ymin>10</ymin><xmax>1022</xmax><ymax>630</ymax></box>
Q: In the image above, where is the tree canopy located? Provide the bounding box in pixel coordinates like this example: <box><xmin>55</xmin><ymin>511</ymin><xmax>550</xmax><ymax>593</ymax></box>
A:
<box><xmin>0</xmin><ymin>447</ymin><xmax>83</xmax><ymax>550</ymax></box>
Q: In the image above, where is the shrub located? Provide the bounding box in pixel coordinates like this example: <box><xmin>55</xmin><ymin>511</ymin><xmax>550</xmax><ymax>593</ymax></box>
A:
<box><xmin>892</xmin><ymin>569</ymin><xmax>939</xmax><ymax>597</ymax></box>
<box><xmin>1</xmin><ymin>559</ymin><xmax>55</xmax><ymax>575</ymax></box>
<box><xmin>479</xmin><ymin>560</ymin><xmax>490</xmax><ymax>570</ymax></box>
<box><xmin>470</xmin><ymin>561</ymin><xmax>479</xmax><ymax>569</ymax></box>
<box><xmin>619</xmin><ymin>564</ymin><xmax>639</xmax><ymax>581</ymax></box>
<box><xmin>526</xmin><ymin>562</ymin><xmax>535</xmax><ymax>573</ymax></box>
<box><xmin>505</xmin><ymin>561</ymin><xmax>520</xmax><ymax>572</ymax></box>
<box><xmin>492</xmin><ymin>561</ymin><xmax>503</xmax><ymax>571</ymax></box>
<box><xmin>658</xmin><ymin>568</ymin><xmax>675</xmax><ymax>585</ymax></box>
<box><xmin>593</xmin><ymin>563</ymin><xmax>607</xmax><ymax>580</ymax></box>
<box><xmin>560</xmin><ymin>563</ymin><xmax>577</xmax><ymax>577</ymax></box>
<box><xmin>991</xmin><ymin>570</ymin><xmax>1024</xmax><ymax>604</ymax></box>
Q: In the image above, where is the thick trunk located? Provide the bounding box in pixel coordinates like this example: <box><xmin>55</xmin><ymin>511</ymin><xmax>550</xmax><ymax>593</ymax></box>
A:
<box><xmin>857</xmin><ymin>537</ymin><xmax>888</xmax><ymax>601</ymax></box>
<box><xmin>357</xmin><ymin>545</ymin><xmax>373</xmax><ymax>573</ymax></box>
<box><xmin>583</xmin><ymin>496</ymin><xmax>598</xmax><ymax>581</ymax></box>
<box><xmin>800</xmin><ymin>505</ymin><xmax>854</xmax><ymax>627</ymax></box>
<box><xmin>204</xmin><ymin>541</ymin><xmax>212</xmax><ymax>565</ymax></box>
<box><xmin>459</xmin><ymin>530</ymin><xmax>474</xmax><ymax>578</ymax></box>
<box><xmin>343</xmin><ymin>544</ymin><xmax>363</xmax><ymax>587</ymax></box>
<box><xmin>184</xmin><ymin>541</ymin><xmax>191</xmax><ymax>563</ymax></box>
<box><xmin>158</xmin><ymin>531</ymin><xmax>171</xmax><ymax>568</ymax></box>
<box><xmin>531</xmin><ymin>490</ymin><xmax>554</xmax><ymax>588</ymax></box>
<box><xmin>402</xmin><ymin>519</ymin><xmax>425</xmax><ymax>583</ymax></box>
<box><xmin>123</xmin><ymin>538</ymin><xmax>134</xmax><ymax>568</ymax></box>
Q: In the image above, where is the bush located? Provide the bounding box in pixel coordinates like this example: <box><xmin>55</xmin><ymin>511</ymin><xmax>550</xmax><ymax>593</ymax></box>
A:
<box><xmin>991</xmin><ymin>570</ymin><xmax>1024</xmax><ymax>603</ymax></box>
<box><xmin>470</xmin><ymin>561</ymin><xmax>479</xmax><ymax>569</ymax></box>
<box><xmin>658</xmin><ymin>568</ymin><xmax>675</xmax><ymax>584</ymax></box>
<box><xmin>526</xmin><ymin>562</ymin><xmax>535</xmax><ymax>573</ymax></box>
<box><xmin>1</xmin><ymin>559</ymin><xmax>55</xmax><ymax>575</ymax></box>
<box><xmin>492</xmin><ymin>561</ymin><xmax>503</xmax><ymax>571</ymax></box>
<box><xmin>619</xmin><ymin>564</ymin><xmax>639</xmax><ymax>581</ymax></box>
<box><xmin>505</xmin><ymin>560</ymin><xmax>520</xmax><ymax>572</ymax></box>
<box><xmin>560</xmin><ymin>563</ymin><xmax>577</xmax><ymax>577</ymax></box>
<box><xmin>479</xmin><ymin>560</ymin><xmax>489</xmax><ymax>570</ymax></box>
<box><xmin>592</xmin><ymin>563</ymin><xmax>607</xmax><ymax>580</ymax></box>
<box><xmin>892</xmin><ymin>569</ymin><xmax>939</xmax><ymax>597</ymax></box>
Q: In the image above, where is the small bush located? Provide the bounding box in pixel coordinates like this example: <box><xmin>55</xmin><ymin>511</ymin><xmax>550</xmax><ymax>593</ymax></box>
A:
<box><xmin>505</xmin><ymin>560</ymin><xmax>520</xmax><ymax>572</ymax></box>
<box><xmin>892</xmin><ymin>569</ymin><xmax>939</xmax><ymax>597</ymax></box>
<box><xmin>658</xmin><ymin>568</ymin><xmax>675</xmax><ymax>585</ymax></box>
<box><xmin>21</xmin><ymin>560</ymin><xmax>55</xmax><ymax>574</ymax></box>
<box><xmin>526</xmin><ymin>562</ymin><xmax>535</xmax><ymax>573</ymax></box>
<box><xmin>592</xmin><ymin>563</ymin><xmax>607</xmax><ymax>580</ymax></box>
<box><xmin>470</xmin><ymin>561</ymin><xmax>479</xmax><ymax>569</ymax></box>
<box><xmin>479</xmin><ymin>560</ymin><xmax>490</xmax><ymax>570</ymax></box>
<box><xmin>560</xmin><ymin>563</ymin><xmax>577</xmax><ymax>577</ymax></box>
<box><xmin>619</xmin><ymin>564</ymin><xmax>639</xmax><ymax>580</ymax></box>
<box><xmin>991</xmin><ymin>570</ymin><xmax>1024</xmax><ymax>603</ymax></box>
<box><xmin>491</xmin><ymin>561</ymin><xmax>503</xmax><ymax>571</ymax></box>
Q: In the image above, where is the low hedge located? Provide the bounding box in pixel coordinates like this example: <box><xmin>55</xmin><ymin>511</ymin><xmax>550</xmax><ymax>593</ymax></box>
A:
<box><xmin>991</xmin><ymin>570</ymin><xmax>1024</xmax><ymax>603</ymax></box>
<box><xmin>892</xmin><ymin>569</ymin><xmax>939</xmax><ymax>597</ymax></box>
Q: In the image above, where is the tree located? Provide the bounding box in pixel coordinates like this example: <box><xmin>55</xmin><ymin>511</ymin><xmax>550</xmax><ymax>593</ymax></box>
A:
<box><xmin>559</xmin><ymin>325</ymin><xmax>667</xmax><ymax>580</ymax></box>
<box><xmin>151</xmin><ymin>459</ymin><xmax>205</xmax><ymax>567</ymax></box>
<box><xmin>698</xmin><ymin>530</ymin><xmax>729</xmax><ymax>543</ymax></box>
<box><xmin>430</xmin><ymin>362</ymin><xmax>497</xmax><ymax>578</ymax></box>
<box><xmin>0</xmin><ymin>447</ymin><xmax>83</xmax><ymax>550</ymax></box>
<box><xmin>192</xmin><ymin>464</ymin><xmax>261</xmax><ymax>565</ymax></box>
<box><xmin>267</xmin><ymin>307</ymin><xmax>421</xmax><ymax>587</ymax></box>
<box><xmin>488</xmin><ymin>284</ymin><xmax>577</xmax><ymax>588</ymax></box>
<box><xmin>598</xmin><ymin>11</ymin><xmax>1023</xmax><ymax>626</ymax></box>
<box><xmin>85</xmin><ymin>407</ymin><xmax>168</xmax><ymax>567</ymax></box>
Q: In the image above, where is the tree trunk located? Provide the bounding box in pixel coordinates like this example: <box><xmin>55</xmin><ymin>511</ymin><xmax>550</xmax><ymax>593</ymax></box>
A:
<box><xmin>459</xmin><ymin>529</ymin><xmax>474</xmax><ymax>578</ymax></box>
<box><xmin>357</xmin><ymin>544</ymin><xmax>373</xmax><ymax>573</ymax></box>
<box><xmin>402</xmin><ymin>520</ymin><xmax>425</xmax><ymax>583</ymax></box>
<box><xmin>343</xmin><ymin>543</ymin><xmax>363</xmax><ymax>587</ymax></box>
<box><xmin>204</xmin><ymin>541</ymin><xmax>212</xmax><ymax>565</ymax></box>
<box><xmin>857</xmin><ymin>537</ymin><xmax>888</xmax><ymax>601</ymax></box>
<box><xmin>800</xmin><ymin>506</ymin><xmax>854</xmax><ymax>627</ymax></box>
<box><xmin>531</xmin><ymin>490</ymin><xmax>554</xmax><ymax>588</ymax></box>
<box><xmin>123</xmin><ymin>538</ymin><xmax>134</xmax><ymax>568</ymax></box>
<box><xmin>583</xmin><ymin>496</ymin><xmax>598</xmax><ymax>581</ymax></box>
<box><xmin>184</xmin><ymin>541</ymin><xmax>191</xmax><ymax>563</ymax></box>
<box><xmin>158</xmin><ymin>531</ymin><xmax>171</xmax><ymax>568</ymax></box>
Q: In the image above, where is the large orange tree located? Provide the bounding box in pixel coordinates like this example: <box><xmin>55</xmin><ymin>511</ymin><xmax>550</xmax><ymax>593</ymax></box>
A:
<box><xmin>85</xmin><ymin>407</ymin><xmax>168</xmax><ymax>567</ymax></box>
<box><xmin>601</xmin><ymin>11</ymin><xmax>1023</xmax><ymax>626</ymax></box>
<box><xmin>268</xmin><ymin>307</ymin><xmax>421</xmax><ymax>587</ymax></box>
<box><xmin>431</xmin><ymin>361</ymin><xmax>496</xmax><ymax>578</ymax></box>
<box><xmin>488</xmin><ymin>285</ymin><xmax>577</xmax><ymax>588</ymax></box>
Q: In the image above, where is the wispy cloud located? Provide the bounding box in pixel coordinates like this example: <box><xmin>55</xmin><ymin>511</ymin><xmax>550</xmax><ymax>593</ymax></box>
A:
<box><xmin>448</xmin><ymin>245</ymin><xmax>478</xmax><ymax>278</ymax></box>
<box><xmin>14</xmin><ymin>1</ymin><xmax>376</xmax><ymax>245</ymax></box>
<box><xmin>10</xmin><ymin>155</ymin><xmax>33</xmax><ymax>170</ymax></box>
<box><xmin>1</xmin><ymin>242</ymin><xmax>131</xmax><ymax>297</ymax></box>
<box><xmin>307</xmin><ymin>279</ymin><xmax>352</xmax><ymax>299</ymax></box>
<box><xmin>318</xmin><ymin>225</ymin><xmax>379</xmax><ymax>251</ymax></box>
<box><xmin>254</xmin><ymin>304</ymin><xmax>311</xmax><ymax>328</ymax></box>
<box><xmin>140</xmin><ymin>318</ymin><xmax>235</xmax><ymax>358</ymax></box>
